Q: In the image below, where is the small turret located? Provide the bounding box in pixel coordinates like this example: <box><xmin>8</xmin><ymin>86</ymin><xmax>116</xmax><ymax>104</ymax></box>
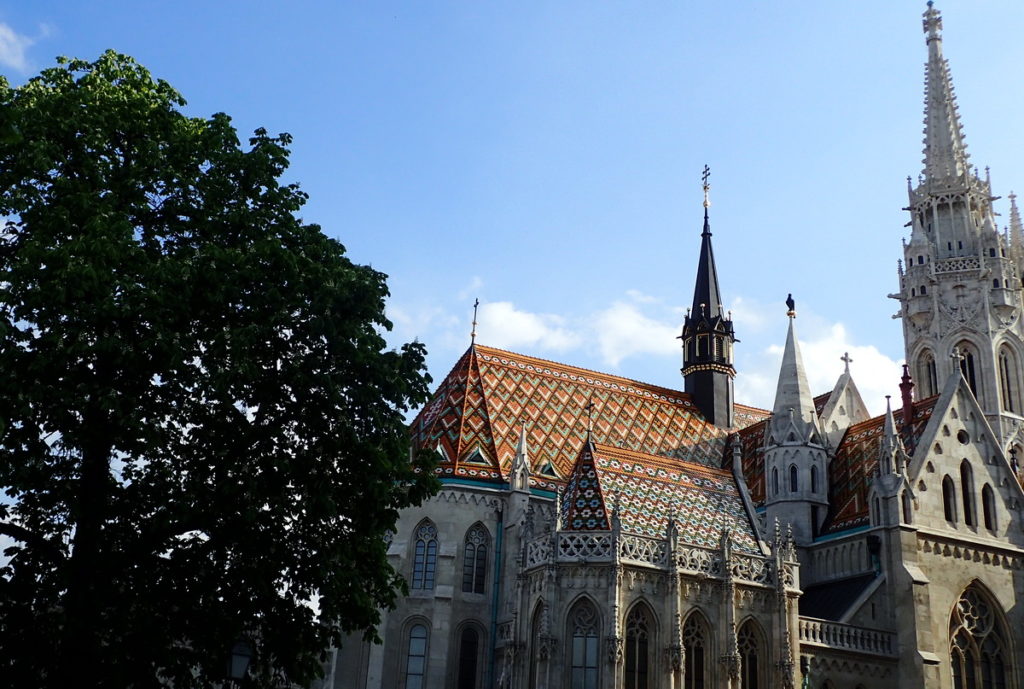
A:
<box><xmin>764</xmin><ymin>302</ymin><xmax>829</xmax><ymax>545</ymax></box>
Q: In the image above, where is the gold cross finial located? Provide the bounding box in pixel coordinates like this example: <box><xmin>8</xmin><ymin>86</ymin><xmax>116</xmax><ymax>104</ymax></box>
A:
<box><xmin>702</xmin><ymin>164</ymin><xmax>711</xmax><ymax>209</ymax></box>
<box><xmin>470</xmin><ymin>298</ymin><xmax>479</xmax><ymax>345</ymax></box>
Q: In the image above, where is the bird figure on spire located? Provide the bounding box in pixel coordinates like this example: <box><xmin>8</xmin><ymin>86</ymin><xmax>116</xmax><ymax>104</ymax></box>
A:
<box><xmin>786</xmin><ymin>294</ymin><xmax>796</xmax><ymax>317</ymax></box>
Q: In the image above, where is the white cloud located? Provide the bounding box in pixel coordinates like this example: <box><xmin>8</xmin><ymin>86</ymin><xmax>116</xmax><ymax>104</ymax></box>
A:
<box><xmin>735</xmin><ymin>320</ymin><xmax>902</xmax><ymax>416</ymax></box>
<box><xmin>0</xmin><ymin>23</ymin><xmax>38</xmax><ymax>72</ymax></box>
<box><xmin>476</xmin><ymin>301</ymin><xmax>582</xmax><ymax>352</ymax></box>
<box><xmin>592</xmin><ymin>299</ymin><xmax>679</xmax><ymax>367</ymax></box>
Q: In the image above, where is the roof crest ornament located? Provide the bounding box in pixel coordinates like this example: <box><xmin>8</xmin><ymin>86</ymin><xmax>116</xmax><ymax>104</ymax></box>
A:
<box><xmin>785</xmin><ymin>293</ymin><xmax>796</xmax><ymax>319</ymax></box>
<box><xmin>470</xmin><ymin>297</ymin><xmax>479</xmax><ymax>345</ymax></box>
<box><xmin>840</xmin><ymin>351</ymin><xmax>853</xmax><ymax>374</ymax></box>
<box><xmin>702</xmin><ymin>164</ymin><xmax>711</xmax><ymax>209</ymax></box>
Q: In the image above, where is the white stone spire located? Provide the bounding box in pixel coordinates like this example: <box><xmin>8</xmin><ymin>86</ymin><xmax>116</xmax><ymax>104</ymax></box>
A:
<box><xmin>921</xmin><ymin>2</ymin><xmax>971</xmax><ymax>181</ymax></box>
<box><xmin>878</xmin><ymin>396</ymin><xmax>904</xmax><ymax>476</ymax></box>
<box><xmin>1010</xmin><ymin>192</ymin><xmax>1024</xmax><ymax>261</ymax></box>
<box><xmin>510</xmin><ymin>424</ymin><xmax>530</xmax><ymax>493</ymax></box>
<box><xmin>770</xmin><ymin>312</ymin><xmax>818</xmax><ymax>444</ymax></box>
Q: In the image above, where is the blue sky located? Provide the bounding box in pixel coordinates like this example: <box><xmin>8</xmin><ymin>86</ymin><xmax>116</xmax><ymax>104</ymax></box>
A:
<box><xmin>4</xmin><ymin>2</ymin><xmax>1024</xmax><ymax>415</ymax></box>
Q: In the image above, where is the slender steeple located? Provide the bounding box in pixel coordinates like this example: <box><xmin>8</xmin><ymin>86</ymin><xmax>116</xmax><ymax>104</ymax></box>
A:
<box><xmin>681</xmin><ymin>166</ymin><xmax>735</xmax><ymax>428</ymax></box>
<box><xmin>921</xmin><ymin>1</ymin><xmax>971</xmax><ymax>181</ymax></box>
<box><xmin>1010</xmin><ymin>192</ymin><xmax>1024</xmax><ymax>263</ymax></box>
<box><xmin>768</xmin><ymin>304</ymin><xmax>818</xmax><ymax>445</ymax></box>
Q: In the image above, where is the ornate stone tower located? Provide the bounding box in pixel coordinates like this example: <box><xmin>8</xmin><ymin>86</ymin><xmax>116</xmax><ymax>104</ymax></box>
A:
<box><xmin>681</xmin><ymin>168</ymin><xmax>736</xmax><ymax>428</ymax></box>
<box><xmin>763</xmin><ymin>305</ymin><xmax>829</xmax><ymax>546</ymax></box>
<box><xmin>894</xmin><ymin>2</ymin><xmax>1024</xmax><ymax>450</ymax></box>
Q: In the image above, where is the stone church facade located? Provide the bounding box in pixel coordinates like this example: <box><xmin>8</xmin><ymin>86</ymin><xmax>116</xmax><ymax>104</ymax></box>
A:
<box><xmin>331</xmin><ymin>5</ymin><xmax>1024</xmax><ymax>688</ymax></box>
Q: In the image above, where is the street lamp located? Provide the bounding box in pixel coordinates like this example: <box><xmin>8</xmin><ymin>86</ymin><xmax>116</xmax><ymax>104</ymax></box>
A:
<box><xmin>227</xmin><ymin>639</ymin><xmax>254</xmax><ymax>686</ymax></box>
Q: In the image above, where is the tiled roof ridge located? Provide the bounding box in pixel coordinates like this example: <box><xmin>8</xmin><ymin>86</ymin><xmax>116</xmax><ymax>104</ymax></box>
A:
<box><xmin>473</xmin><ymin>344</ymin><xmax>694</xmax><ymax>403</ymax></box>
<box><xmin>592</xmin><ymin>441</ymin><xmax>732</xmax><ymax>479</ymax></box>
<box><xmin>473</xmin><ymin>343</ymin><xmax>770</xmax><ymax>415</ymax></box>
<box><xmin>842</xmin><ymin>394</ymin><xmax>941</xmax><ymax>435</ymax></box>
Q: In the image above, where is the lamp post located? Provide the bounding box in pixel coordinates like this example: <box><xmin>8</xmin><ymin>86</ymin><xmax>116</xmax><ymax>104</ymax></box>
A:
<box><xmin>227</xmin><ymin>639</ymin><xmax>254</xmax><ymax>687</ymax></box>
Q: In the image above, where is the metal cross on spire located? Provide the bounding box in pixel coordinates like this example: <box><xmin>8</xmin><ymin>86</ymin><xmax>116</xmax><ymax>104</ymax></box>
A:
<box><xmin>470</xmin><ymin>298</ymin><xmax>480</xmax><ymax>345</ymax></box>
<box><xmin>702</xmin><ymin>164</ymin><xmax>711</xmax><ymax>209</ymax></box>
<box><xmin>583</xmin><ymin>398</ymin><xmax>596</xmax><ymax>436</ymax></box>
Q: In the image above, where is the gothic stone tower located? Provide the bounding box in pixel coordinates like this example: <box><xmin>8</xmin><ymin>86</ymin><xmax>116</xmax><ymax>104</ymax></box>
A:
<box><xmin>681</xmin><ymin>173</ymin><xmax>736</xmax><ymax>428</ymax></box>
<box><xmin>895</xmin><ymin>2</ymin><xmax>1024</xmax><ymax>451</ymax></box>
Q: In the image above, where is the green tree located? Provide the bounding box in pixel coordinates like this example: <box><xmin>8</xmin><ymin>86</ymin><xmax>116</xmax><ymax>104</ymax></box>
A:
<box><xmin>0</xmin><ymin>52</ymin><xmax>436</xmax><ymax>688</ymax></box>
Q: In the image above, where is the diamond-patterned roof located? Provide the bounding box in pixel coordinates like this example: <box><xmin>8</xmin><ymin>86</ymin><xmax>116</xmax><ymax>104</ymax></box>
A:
<box><xmin>411</xmin><ymin>345</ymin><xmax>770</xmax><ymax>490</ymax></box>
<box><xmin>562</xmin><ymin>442</ymin><xmax>762</xmax><ymax>554</ymax></box>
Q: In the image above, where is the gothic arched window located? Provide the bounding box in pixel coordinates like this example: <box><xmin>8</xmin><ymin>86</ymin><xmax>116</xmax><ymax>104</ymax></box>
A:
<box><xmin>902</xmin><ymin>490</ymin><xmax>913</xmax><ymax>524</ymax></box>
<box><xmin>982</xmin><ymin>484</ymin><xmax>997</xmax><ymax>532</ymax></box>
<box><xmin>772</xmin><ymin>468</ymin><xmax>779</xmax><ymax>496</ymax></box>
<box><xmin>942</xmin><ymin>475</ymin><xmax>957</xmax><ymax>523</ymax></box>
<box><xmin>998</xmin><ymin>347</ymin><xmax>1020</xmax><ymax>413</ymax></box>
<box><xmin>683</xmin><ymin>612</ymin><xmax>709</xmax><ymax>689</ymax></box>
<box><xmin>960</xmin><ymin>461</ymin><xmax>976</xmax><ymax>528</ymax></box>
<box><xmin>789</xmin><ymin>465</ymin><xmax>799</xmax><ymax>492</ymax></box>
<box><xmin>412</xmin><ymin>520</ymin><xmax>438</xmax><ymax>590</ymax></box>
<box><xmin>529</xmin><ymin>603</ymin><xmax>546</xmax><ymax>689</ymax></box>
<box><xmin>811</xmin><ymin>465</ymin><xmax>819</xmax><ymax>493</ymax></box>
<box><xmin>917</xmin><ymin>350</ymin><xmax>938</xmax><ymax>398</ymax></box>
<box><xmin>957</xmin><ymin>344</ymin><xmax>980</xmax><ymax>398</ymax></box>
<box><xmin>456</xmin><ymin>626</ymin><xmax>480</xmax><ymax>689</ymax></box>
<box><xmin>404</xmin><ymin>623</ymin><xmax>429</xmax><ymax>689</ymax></box>
<box><xmin>738</xmin><ymin>620</ymin><xmax>765</xmax><ymax>689</ymax></box>
<box><xmin>949</xmin><ymin>587</ymin><xmax>1009</xmax><ymax>689</ymax></box>
<box><xmin>462</xmin><ymin>524</ymin><xmax>489</xmax><ymax>594</ymax></box>
<box><xmin>568</xmin><ymin>600</ymin><xmax>600</xmax><ymax>689</ymax></box>
<box><xmin>625</xmin><ymin>604</ymin><xmax>653</xmax><ymax>689</ymax></box>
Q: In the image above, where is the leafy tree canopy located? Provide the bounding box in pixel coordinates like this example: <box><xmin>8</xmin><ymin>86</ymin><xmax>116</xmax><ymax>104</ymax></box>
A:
<box><xmin>0</xmin><ymin>51</ymin><xmax>436</xmax><ymax>688</ymax></box>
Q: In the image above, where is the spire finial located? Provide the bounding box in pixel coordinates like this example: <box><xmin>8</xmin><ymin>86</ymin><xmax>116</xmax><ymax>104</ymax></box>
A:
<box><xmin>470</xmin><ymin>298</ymin><xmax>479</xmax><ymax>345</ymax></box>
<box><xmin>840</xmin><ymin>351</ymin><xmax>853</xmax><ymax>373</ymax></box>
<box><xmin>583</xmin><ymin>398</ymin><xmax>596</xmax><ymax>438</ymax></box>
<box><xmin>923</xmin><ymin>1</ymin><xmax>942</xmax><ymax>43</ymax></box>
<box><xmin>785</xmin><ymin>293</ymin><xmax>796</xmax><ymax>318</ymax></box>
<box><xmin>702</xmin><ymin>164</ymin><xmax>711</xmax><ymax>209</ymax></box>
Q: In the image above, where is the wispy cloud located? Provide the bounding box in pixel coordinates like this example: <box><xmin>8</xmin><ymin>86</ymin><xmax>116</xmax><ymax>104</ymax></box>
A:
<box><xmin>592</xmin><ymin>297</ymin><xmax>679</xmax><ymax>367</ymax></box>
<box><xmin>0</xmin><ymin>23</ymin><xmax>47</xmax><ymax>73</ymax></box>
<box><xmin>476</xmin><ymin>301</ymin><xmax>581</xmax><ymax>352</ymax></box>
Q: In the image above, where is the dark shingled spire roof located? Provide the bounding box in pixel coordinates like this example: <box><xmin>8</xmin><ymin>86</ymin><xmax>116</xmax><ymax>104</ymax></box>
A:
<box><xmin>690</xmin><ymin>208</ymin><xmax>725</xmax><ymax>319</ymax></box>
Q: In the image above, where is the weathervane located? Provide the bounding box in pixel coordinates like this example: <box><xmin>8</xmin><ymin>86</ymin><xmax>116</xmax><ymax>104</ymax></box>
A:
<box><xmin>702</xmin><ymin>164</ymin><xmax>711</xmax><ymax>209</ymax></box>
<box><xmin>470</xmin><ymin>298</ymin><xmax>479</xmax><ymax>345</ymax></box>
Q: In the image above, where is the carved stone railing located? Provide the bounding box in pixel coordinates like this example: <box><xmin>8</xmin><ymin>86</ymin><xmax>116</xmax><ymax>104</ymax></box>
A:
<box><xmin>798</xmin><ymin>617</ymin><xmax>897</xmax><ymax>657</ymax></box>
<box><xmin>619</xmin><ymin>533</ymin><xmax>669</xmax><ymax>567</ymax></box>
<box><xmin>934</xmin><ymin>257</ymin><xmax>980</xmax><ymax>274</ymax></box>
<box><xmin>524</xmin><ymin>532</ymin><xmax>789</xmax><ymax>589</ymax></box>
<box><xmin>556</xmin><ymin>532</ymin><xmax>613</xmax><ymax>561</ymax></box>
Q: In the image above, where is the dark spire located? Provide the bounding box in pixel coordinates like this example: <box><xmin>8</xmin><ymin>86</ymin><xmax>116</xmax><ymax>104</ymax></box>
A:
<box><xmin>681</xmin><ymin>166</ymin><xmax>735</xmax><ymax>428</ymax></box>
<box><xmin>691</xmin><ymin>165</ymin><xmax>724</xmax><ymax>319</ymax></box>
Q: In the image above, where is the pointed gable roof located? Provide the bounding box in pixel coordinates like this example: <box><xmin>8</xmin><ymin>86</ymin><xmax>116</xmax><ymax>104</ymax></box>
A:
<box><xmin>411</xmin><ymin>344</ymin><xmax>770</xmax><ymax>490</ymax></box>
<box><xmin>562</xmin><ymin>441</ymin><xmax>762</xmax><ymax>554</ymax></box>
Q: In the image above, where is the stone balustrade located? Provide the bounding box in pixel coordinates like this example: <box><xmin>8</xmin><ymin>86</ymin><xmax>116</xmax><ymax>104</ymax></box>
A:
<box><xmin>798</xmin><ymin>617</ymin><xmax>897</xmax><ymax>657</ymax></box>
<box><xmin>523</xmin><ymin>531</ymin><xmax>789</xmax><ymax>588</ymax></box>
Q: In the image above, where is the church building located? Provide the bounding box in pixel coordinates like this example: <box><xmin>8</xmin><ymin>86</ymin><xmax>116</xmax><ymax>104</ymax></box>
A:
<box><xmin>331</xmin><ymin>5</ymin><xmax>1024</xmax><ymax>688</ymax></box>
